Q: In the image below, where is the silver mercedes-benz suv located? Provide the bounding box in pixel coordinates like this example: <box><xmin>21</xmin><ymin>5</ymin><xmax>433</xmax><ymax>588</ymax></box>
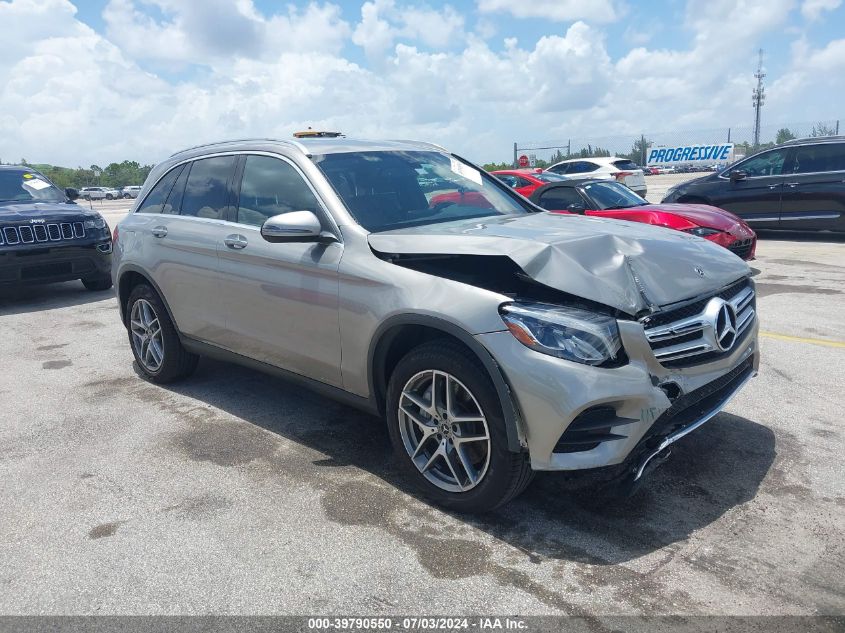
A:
<box><xmin>113</xmin><ymin>138</ymin><xmax>759</xmax><ymax>512</ymax></box>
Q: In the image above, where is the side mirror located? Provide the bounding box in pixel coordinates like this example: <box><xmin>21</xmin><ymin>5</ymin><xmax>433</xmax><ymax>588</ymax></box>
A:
<box><xmin>65</xmin><ymin>187</ymin><xmax>79</xmax><ymax>201</ymax></box>
<box><xmin>260</xmin><ymin>211</ymin><xmax>335</xmax><ymax>244</ymax></box>
<box><xmin>729</xmin><ymin>170</ymin><xmax>747</xmax><ymax>182</ymax></box>
<box><xmin>566</xmin><ymin>203</ymin><xmax>586</xmax><ymax>214</ymax></box>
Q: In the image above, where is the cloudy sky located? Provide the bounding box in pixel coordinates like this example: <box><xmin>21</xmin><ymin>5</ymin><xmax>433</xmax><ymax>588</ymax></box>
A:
<box><xmin>2</xmin><ymin>0</ymin><xmax>843</xmax><ymax>167</ymax></box>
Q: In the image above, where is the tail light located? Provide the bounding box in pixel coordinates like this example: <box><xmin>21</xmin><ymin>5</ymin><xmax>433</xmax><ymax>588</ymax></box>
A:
<box><xmin>112</xmin><ymin>224</ymin><xmax>119</xmax><ymax>243</ymax></box>
<box><xmin>614</xmin><ymin>171</ymin><xmax>633</xmax><ymax>182</ymax></box>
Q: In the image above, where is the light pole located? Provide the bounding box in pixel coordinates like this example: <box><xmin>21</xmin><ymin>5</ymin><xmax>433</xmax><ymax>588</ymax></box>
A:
<box><xmin>752</xmin><ymin>49</ymin><xmax>765</xmax><ymax>148</ymax></box>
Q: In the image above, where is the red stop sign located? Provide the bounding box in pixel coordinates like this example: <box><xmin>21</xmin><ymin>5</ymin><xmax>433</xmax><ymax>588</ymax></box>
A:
<box><xmin>518</xmin><ymin>154</ymin><xmax>529</xmax><ymax>168</ymax></box>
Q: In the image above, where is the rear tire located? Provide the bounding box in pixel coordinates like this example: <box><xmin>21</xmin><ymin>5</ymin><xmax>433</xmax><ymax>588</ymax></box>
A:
<box><xmin>106</xmin><ymin>194</ymin><xmax>114</xmax><ymax>200</ymax></box>
<box><xmin>82</xmin><ymin>275</ymin><xmax>112</xmax><ymax>291</ymax></box>
<box><xmin>386</xmin><ymin>340</ymin><xmax>533</xmax><ymax>512</ymax></box>
<box><xmin>126</xmin><ymin>284</ymin><xmax>198</xmax><ymax>384</ymax></box>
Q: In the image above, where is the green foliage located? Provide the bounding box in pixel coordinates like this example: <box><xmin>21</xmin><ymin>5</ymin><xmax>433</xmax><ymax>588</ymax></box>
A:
<box><xmin>482</xmin><ymin>161</ymin><xmax>511</xmax><ymax>171</ymax></box>
<box><xmin>810</xmin><ymin>122</ymin><xmax>837</xmax><ymax>137</ymax></box>
<box><xmin>775</xmin><ymin>128</ymin><xmax>796</xmax><ymax>144</ymax></box>
<box><xmin>15</xmin><ymin>160</ymin><xmax>154</xmax><ymax>189</ymax></box>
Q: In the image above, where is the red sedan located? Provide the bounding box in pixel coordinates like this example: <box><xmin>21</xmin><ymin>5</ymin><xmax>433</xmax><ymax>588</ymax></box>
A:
<box><xmin>490</xmin><ymin>169</ymin><xmax>569</xmax><ymax>197</ymax></box>
<box><xmin>530</xmin><ymin>179</ymin><xmax>757</xmax><ymax>260</ymax></box>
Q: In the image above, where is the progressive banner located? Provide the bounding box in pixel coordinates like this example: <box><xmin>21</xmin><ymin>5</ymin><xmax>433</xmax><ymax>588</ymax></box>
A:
<box><xmin>647</xmin><ymin>143</ymin><xmax>734</xmax><ymax>165</ymax></box>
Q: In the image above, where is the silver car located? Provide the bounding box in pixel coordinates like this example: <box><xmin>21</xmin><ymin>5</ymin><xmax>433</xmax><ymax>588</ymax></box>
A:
<box><xmin>112</xmin><ymin>138</ymin><xmax>758</xmax><ymax>511</ymax></box>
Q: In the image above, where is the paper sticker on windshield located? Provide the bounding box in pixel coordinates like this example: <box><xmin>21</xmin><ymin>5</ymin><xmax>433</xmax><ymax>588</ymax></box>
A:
<box><xmin>450</xmin><ymin>158</ymin><xmax>482</xmax><ymax>186</ymax></box>
<box><xmin>23</xmin><ymin>178</ymin><xmax>51</xmax><ymax>190</ymax></box>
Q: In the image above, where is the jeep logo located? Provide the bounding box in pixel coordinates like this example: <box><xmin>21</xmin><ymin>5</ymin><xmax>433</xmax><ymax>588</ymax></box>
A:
<box><xmin>30</xmin><ymin>219</ymin><xmax>46</xmax><ymax>224</ymax></box>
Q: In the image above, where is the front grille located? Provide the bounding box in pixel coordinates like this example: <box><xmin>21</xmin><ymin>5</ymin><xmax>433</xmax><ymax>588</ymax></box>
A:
<box><xmin>728</xmin><ymin>238</ymin><xmax>754</xmax><ymax>260</ymax></box>
<box><xmin>0</xmin><ymin>222</ymin><xmax>85</xmax><ymax>247</ymax></box>
<box><xmin>641</xmin><ymin>279</ymin><xmax>756</xmax><ymax>367</ymax></box>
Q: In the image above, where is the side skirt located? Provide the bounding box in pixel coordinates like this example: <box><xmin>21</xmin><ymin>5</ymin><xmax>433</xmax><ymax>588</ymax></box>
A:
<box><xmin>180</xmin><ymin>336</ymin><xmax>380</xmax><ymax>416</ymax></box>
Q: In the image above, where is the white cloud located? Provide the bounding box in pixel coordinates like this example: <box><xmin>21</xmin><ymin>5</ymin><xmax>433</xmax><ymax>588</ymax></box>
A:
<box><xmin>477</xmin><ymin>0</ymin><xmax>621</xmax><ymax>23</ymax></box>
<box><xmin>103</xmin><ymin>0</ymin><xmax>351</xmax><ymax>66</ymax></box>
<box><xmin>352</xmin><ymin>1</ymin><xmax>466</xmax><ymax>59</ymax></box>
<box><xmin>2</xmin><ymin>0</ymin><xmax>844</xmax><ymax>168</ymax></box>
<box><xmin>801</xmin><ymin>0</ymin><xmax>842</xmax><ymax>20</ymax></box>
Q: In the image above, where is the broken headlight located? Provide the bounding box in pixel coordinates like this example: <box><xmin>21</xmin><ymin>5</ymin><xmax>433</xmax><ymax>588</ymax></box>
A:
<box><xmin>500</xmin><ymin>302</ymin><xmax>622</xmax><ymax>366</ymax></box>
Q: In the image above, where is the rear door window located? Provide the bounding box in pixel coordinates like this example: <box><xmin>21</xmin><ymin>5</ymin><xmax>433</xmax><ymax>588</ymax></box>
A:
<box><xmin>789</xmin><ymin>143</ymin><xmax>845</xmax><ymax>174</ymax></box>
<box><xmin>137</xmin><ymin>165</ymin><xmax>184</xmax><ymax>214</ymax></box>
<box><xmin>181</xmin><ymin>156</ymin><xmax>237</xmax><ymax>219</ymax></box>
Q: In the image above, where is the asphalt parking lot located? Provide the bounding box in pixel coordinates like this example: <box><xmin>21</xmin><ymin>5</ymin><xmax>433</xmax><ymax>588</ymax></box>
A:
<box><xmin>0</xmin><ymin>202</ymin><xmax>843</xmax><ymax>616</ymax></box>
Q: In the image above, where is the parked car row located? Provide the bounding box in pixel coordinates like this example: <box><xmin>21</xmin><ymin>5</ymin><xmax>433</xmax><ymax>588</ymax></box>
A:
<box><xmin>74</xmin><ymin>185</ymin><xmax>143</xmax><ymax>200</ymax></box>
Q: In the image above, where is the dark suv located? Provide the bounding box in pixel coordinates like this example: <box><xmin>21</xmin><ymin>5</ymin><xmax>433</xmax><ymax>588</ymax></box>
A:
<box><xmin>0</xmin><ymin>166</ymin><xmax>113</xmax><ymax>290</ymax></box>
<box><xmin>662</xmin><ymin>136</ymin><xmax>845</xmax><ymax>232</ymax></box>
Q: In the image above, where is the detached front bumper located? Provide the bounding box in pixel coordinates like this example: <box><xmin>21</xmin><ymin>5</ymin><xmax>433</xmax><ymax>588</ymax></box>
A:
<box><xmin>477</xmin><ymin>315</ymin><xmax>759</xmax><ymax>472</ymax></box>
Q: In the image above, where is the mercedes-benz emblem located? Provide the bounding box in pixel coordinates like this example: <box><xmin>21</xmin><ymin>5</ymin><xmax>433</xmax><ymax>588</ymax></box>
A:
<box><xmin>711</xmin><ymin>299</ymin><xmax>738</xmax><ymax>351</ymax></box>
<box><xmin>694</xmin><ymin>266</ymin><xmax>705</xmax><ymax>277</ymax></box>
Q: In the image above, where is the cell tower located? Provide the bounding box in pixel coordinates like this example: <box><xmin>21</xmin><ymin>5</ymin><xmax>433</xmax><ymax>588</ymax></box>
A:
<box><xmin>752</xmin><ymin>49</ymin><xmax>765</xmax><ymax>147</ymax></box>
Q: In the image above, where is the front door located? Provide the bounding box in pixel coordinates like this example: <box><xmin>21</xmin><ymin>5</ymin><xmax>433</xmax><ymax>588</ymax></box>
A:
<box><xmin>215</xmin><ymin>154</ymin><xmax>343</xmax><ymax>387</ymax></box>
<box><xmin>712</xmin><ymin>147</ymin><xmax>790</xmax><ymax>230</ymax></box>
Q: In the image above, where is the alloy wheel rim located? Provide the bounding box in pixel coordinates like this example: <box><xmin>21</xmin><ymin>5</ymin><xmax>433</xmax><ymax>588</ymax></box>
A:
<box><xmin>398</xmin><ymin>370</ymin><xmax>491</xmax><ymax>493</ymax></box>
<box><xmin>129</xmin><ymin>298</ymin><xmax>164</xmax><ymax>372</ymax></box>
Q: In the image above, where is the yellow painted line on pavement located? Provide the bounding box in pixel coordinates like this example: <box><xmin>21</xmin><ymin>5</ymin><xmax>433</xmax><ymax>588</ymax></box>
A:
<box><xmin>760</xmin><ymin>330</ymin><xmax>845</xmax><ymax>349</ymax></box>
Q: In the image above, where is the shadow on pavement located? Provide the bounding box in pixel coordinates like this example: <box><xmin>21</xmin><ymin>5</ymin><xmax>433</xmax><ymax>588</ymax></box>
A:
<box><xmin>156</xmin><ymin>356</ymin><xmax>775</xmax><ymax>566</ymax></box>
<box><xmin>0</xmin><ymin>281</ymin><xmax>116</xmax><ymax>316</ymax></box>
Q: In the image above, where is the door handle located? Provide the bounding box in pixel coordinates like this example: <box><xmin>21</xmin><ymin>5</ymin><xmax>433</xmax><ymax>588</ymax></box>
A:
<box><xmin>151</xmin><ymin>226</ymin><xmax>167</xmax><ymax>238</ymax></box>
<box><xmin>224</xmin><ymin>234</ymin><xmax>248</xmax><ymax>250</ymax></box>
<box><xmin>768</xmin><ymin>184</ymin><xmax>780</xmax><ymax>189</ymax></box>
<box><xmin>786</xmin><ymin>182</ymin><xmax>799</xmax><ymax>188</ymax></box>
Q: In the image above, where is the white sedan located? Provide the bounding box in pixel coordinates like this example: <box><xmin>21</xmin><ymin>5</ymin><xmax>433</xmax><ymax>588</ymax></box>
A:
<box><xmin>546</xmin><ymin>156</ymin><xmax>647</xmax><ymax>197</ymax></box>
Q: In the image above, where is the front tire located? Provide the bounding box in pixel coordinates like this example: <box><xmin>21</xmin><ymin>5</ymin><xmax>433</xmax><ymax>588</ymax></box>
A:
<box><xmin>386</xmin><ymin>340</ymin><xmax>533</xmax><ymax>512</ymax></box>
<box><xmin>126</xmin><ymin>284</ymin><xmax>198</xmax><ymax>383</ymax></box>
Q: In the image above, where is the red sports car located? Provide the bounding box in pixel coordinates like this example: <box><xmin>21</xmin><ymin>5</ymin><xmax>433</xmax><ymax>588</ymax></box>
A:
<box><xmin>529</xmin><ymin>179</ymin><xmax>757</xmax><ymax>260</ymax></box>
<box><xmin>491</xmin><ymin>169</ymin><xmax>569</xmax><ymax>197</ymax></box>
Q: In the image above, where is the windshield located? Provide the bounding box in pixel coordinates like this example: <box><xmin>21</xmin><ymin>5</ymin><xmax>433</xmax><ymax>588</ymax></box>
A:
<box><xmin>582</xmin><ymin>181</ymin><xmax>647</xmax><ymax>210</ymax></box>
<box><xmin>533</xmin><ymin>172</ymin><xmax>567</xmax><ymax>183</ymax></box>
<box><xmin>0</xmin><ymin>170</ymin><xmax>66</xmax><ymax>203</ymax></box>
<box><xmin>313</xmin><ymin>151</ymin><xmax>532</xmax><ymax>232</ymax></box>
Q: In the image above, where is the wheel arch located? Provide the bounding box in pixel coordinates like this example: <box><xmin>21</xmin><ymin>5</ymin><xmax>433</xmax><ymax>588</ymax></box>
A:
<box><xmin>117</xmin><ymin>266</ymin><xmax>180</xmax><ymax>333</ymax></box>
<box><xmin>368</xmin><ymin>314</ymin><xmax>526</xmax><ymax>452</ymax></box>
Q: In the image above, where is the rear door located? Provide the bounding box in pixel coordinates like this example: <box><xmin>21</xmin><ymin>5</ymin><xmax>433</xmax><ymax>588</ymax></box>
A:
<box><xmin>137</xmin><ymin>155</ymin><xmax>238</xmax><ymax>342</ymax></box>
<box><xmin>215</xmin><ymin>153</ymin><xmax>343</xmax><ymax>386</ymax></box>
<box><xmin>711</xmin><ymin>147</ymin><xmax>788</xmax><ymax>230</ymax></box>
<box><xmin>779</xmin><ymin>142</ymin><xmax>845</xmax><ymax>231</ymax></box>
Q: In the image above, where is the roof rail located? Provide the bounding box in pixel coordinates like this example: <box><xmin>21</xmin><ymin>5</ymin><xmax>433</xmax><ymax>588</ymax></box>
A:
<box><xmin>169</xmin><ymin>138</ymin><xmax>298</xmax><ymax>157</ymax></box>
<box><xmin>780</xmin><ymin>135</ymin><xmax>845</xmax><ymax>145</ymax></box>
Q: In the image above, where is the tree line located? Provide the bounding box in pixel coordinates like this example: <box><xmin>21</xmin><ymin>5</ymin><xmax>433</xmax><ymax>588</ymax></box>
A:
<box><xmin>1</xmin><ymin>159</ymin><xmax>154</xmax><ymax>190</ymax></box>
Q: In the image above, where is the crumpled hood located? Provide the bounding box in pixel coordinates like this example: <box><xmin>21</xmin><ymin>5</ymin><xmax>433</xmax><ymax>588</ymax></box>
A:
<box><xmin>0</xmin><ymin>201</ymin><xmax>93</xmax><ymax>222</ymax></box>
<box><xmin>368</xmin><ymin>212</ymin><xmax>750</xmax><ymax>315</ymax></box>
<box><xmin>638</xmin><ymin>203</ymin><xmax>749</xmax><ymax>233</ymax></box>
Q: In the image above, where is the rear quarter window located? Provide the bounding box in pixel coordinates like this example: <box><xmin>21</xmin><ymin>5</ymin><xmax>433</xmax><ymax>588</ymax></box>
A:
<box><xmin>137</xmin><ymin>165</ymin><xmax>184</xmax><ymax>214</ymax></box>
<box><xmin>612</xmin><ymin>160</ymin><xmax>640</xmax><ymax>171</ymax></box>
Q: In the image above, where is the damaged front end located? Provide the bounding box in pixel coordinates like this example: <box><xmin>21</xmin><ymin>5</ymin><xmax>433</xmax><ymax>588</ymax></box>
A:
<box><xmin>368</xmin><ymin>216</ymin><xmax>759</xmax><ymax>487</ymax></box>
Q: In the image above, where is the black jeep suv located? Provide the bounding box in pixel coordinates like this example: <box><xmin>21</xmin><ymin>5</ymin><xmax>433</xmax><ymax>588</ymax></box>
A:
<box><xmin>0</xmin><ymin>166</ymin><xmax>112</xmax><ymax>290</ymax></box>
<box><xmin>663</xmin><ymin>136</ymin><xmax>845</xmax><ymax>232</ymax></box>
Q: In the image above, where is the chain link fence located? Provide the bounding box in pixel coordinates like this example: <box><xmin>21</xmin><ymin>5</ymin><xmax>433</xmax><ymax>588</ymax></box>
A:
<box><xmin>511</xmin><ymin>119</ymin><xmax>841</xmax><ymax>169</ymax></box>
